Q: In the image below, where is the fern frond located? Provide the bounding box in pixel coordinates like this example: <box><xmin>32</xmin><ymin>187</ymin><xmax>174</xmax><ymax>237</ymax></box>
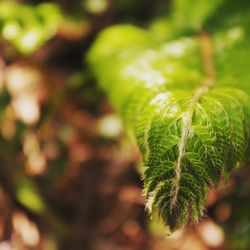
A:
<box><xmin>87</xmin><ymin>1</ymin><xmax>250</xmax><ymax>232</ymax></box>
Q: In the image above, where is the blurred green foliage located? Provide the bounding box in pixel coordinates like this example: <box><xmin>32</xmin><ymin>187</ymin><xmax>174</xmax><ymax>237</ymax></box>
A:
<box><xmin>0</xmin><ymin>2</ymin><xmax>61</xmax><ymax>54</ymax></box>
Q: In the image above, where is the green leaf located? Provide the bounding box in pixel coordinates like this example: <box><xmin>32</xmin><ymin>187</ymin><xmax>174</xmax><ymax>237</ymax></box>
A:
<box><xmin>87</xmin><ymin>3</ymin><xmax>250</xmax><ymax>232</ymax></box>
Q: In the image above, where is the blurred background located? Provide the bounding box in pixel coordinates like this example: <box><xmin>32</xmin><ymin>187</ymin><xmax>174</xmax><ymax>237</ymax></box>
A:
<box><xmin>0</xmin><ymin>0</ymin><xmax>250</xmax><ymax>249</ymax></box>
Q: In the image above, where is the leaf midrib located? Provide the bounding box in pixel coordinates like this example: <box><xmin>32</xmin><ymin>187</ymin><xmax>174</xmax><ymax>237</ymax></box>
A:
<box><xmin>170</xmin><ymin>32</ymin><xmax>216</xmax><ymax>210</ymax></box>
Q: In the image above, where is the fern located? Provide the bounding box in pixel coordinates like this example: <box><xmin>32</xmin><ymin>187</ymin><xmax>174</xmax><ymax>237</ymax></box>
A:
<box><xmin>87</xmin><ymin>0</ymin><xmax>250</xmax><ymax>232</ymax></box>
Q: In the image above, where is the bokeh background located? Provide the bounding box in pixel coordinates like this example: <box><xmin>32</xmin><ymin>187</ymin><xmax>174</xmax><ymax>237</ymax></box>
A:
<box><xmin>0</xmin><ymin>0</ymin><xmax>250</xmax><ymax>249</ymax></box>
